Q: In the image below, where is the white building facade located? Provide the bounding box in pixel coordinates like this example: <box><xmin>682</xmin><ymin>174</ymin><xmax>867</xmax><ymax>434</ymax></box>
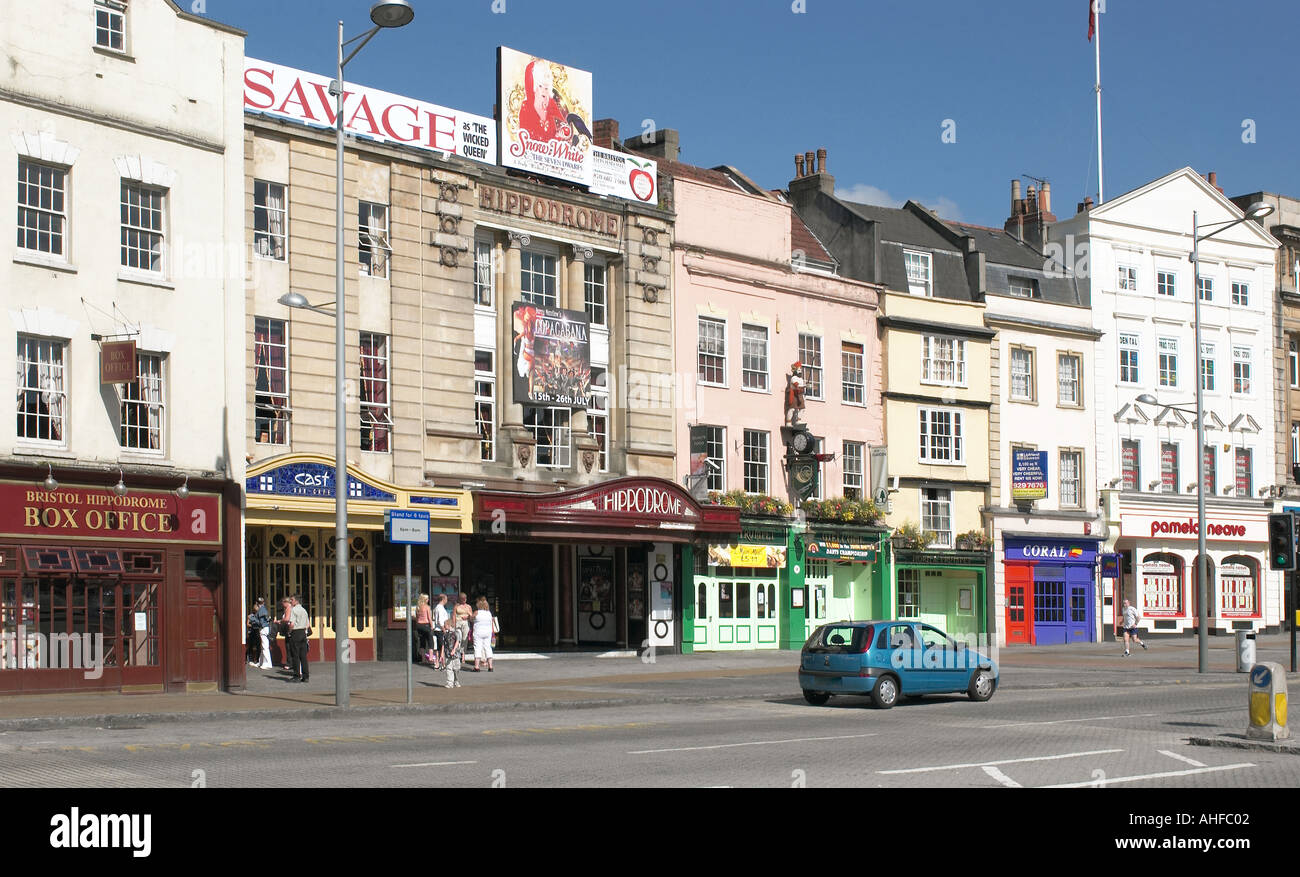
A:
<box><xmin>1</xmin><ymin>0</ymin><xmax>248</xmax><ymax>692</ymax></box>
<box><xmin>1049</xmin><ymin>168</ymin><xmax>1281</xmax><ymax>638</ymax></box>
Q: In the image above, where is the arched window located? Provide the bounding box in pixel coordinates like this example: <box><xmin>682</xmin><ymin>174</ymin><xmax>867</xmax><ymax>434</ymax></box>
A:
<box><xmin>1140</xmin><ymin>552</ymin><xmax>1183</xmax><ymax>616</ymax></box>
<box><xmin>1219</xmin><ymin>555</ymin><xmax>1258</xmax><ymax>618</ymax></box>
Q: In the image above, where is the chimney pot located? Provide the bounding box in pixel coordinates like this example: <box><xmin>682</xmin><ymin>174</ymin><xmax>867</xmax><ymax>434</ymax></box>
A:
<box><xmin>1208</xmin><ymin>171</ymin><xmax>1217</xmax><ymax>187</ymax></box>
<box><xmin>795</xmin><ymin>154</ymin><xmax>805</xmax><ymax>177</ymax></box>
<box><xmin>805</xmin><ymin>151</ymin><xmax>816</xmax><ymax>175</ymax></box>
<box><xmin>1041</xmin><ymin>181</ymin><xmax>1051</xmax><ymax>215</ymax></box>
<box><xmin>816</xmin><ymin>148</ymin><xmax>827</xmax><ymax>175</ymax></box>
<box><xmin>1083</xmin><ymin>196</ymin><xmax>1094</xmax><ymax>212</ymax></box>
<box><xmin>1011</xmin><ymin>179</ymin><xmax>1021</xmax><ymax>211</ymax></box>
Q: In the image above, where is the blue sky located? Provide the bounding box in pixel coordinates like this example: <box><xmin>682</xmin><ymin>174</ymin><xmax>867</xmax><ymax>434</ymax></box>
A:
<box><xmin>204</xmin><ymin>0</ymin><xmax>1298</xmax><ymax>228</ymax></box>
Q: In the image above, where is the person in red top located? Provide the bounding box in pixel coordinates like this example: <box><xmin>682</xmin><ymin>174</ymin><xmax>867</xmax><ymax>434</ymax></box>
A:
<box><xmin>518</xmin><ymin>59</ymin><xmax>569</xmax><ymax>143</ymax></box>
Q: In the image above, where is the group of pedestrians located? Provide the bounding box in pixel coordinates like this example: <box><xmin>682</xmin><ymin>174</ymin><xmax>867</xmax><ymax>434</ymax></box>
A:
<box><xmin>245</xmin><ymin>594</ymin><xmax>311</xmax><ymax>682</ymax></box>
<box><xmin>412</xmin><ymin>592</ymin><xmax>498</xmax><ymax>687</ymax></box>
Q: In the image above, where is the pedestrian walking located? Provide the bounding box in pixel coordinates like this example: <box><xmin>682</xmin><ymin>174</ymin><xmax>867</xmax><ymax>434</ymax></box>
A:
<box><xmin>441</xmin><ymin>616</ymin><xmax>463</xmax><ymax>689</ymax></box>
<box><xmin>472</xmin><ymin>597</ymin><xmax>497</xmax><ymax>672</ymax></box>
<box><xmin>289</xmin><ymin>593</ymin><xmax>310</xmax><ymax>682</ymax></box>
<box><xmin>1120</xmin><ymin>599</ymin><xmax>1148</xmax><ymax>656</ymax></box>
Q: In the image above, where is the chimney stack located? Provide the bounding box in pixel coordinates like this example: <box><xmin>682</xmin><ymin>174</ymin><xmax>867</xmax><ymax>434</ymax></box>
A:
<box><xmin>1077</xmin><ymin>196</ymin><xmax>1095</xmax><ymax>214</ymax></box>
<box><xmin>593</xmin><ymin>118</ymin><xmax>620</xmax><ymax>149</ymax></box>
<box><xmin>635</xmin><ymin>128</ymin><xmax>680</xmax><ymax>162</ymax></box>
<box><xmin>789</xmin><ymin>147</ymin><xmax>835</xmax><ymax>199</ymax></box>
<box><xmin>1205</xmin><ymin>171</ymin><xmax>1224</xmax><ymax>195</ymax></box>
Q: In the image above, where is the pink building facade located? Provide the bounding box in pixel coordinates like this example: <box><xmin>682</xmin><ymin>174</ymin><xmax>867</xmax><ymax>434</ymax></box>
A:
<box><xmin>664</xmin><ymin>160</ymin><xmax>885</xmax><ymax>650</ymax></box>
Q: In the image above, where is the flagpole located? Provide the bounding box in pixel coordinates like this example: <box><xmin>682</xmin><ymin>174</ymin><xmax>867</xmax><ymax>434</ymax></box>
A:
<box><xmin>1094</xmin><ymin>0</ymin><xmax>1104</xmax><ymax>203</ymax></box>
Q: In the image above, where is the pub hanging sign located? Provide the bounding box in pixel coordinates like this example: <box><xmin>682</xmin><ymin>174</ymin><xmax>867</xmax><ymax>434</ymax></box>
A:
<box><xmin>100</xmin><ymin>340</ymin><xmax>136</xmax><ymax>384</ymax></box>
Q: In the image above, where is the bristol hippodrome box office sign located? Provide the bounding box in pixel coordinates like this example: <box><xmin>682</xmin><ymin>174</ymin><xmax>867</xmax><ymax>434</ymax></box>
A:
<box><xmin>243</xmin><ymin>59</ymin><xmax>497</xmax><ymax>165</ymax></box>
<box><xmin>512</xmin><ymin>304</ymin><xmax>591</xmax><ymax>408</ymax></box>
<box><xmin>498</xmin><ymin>46</ymin><xmax>594</xmax><ymax>186</ymax></box>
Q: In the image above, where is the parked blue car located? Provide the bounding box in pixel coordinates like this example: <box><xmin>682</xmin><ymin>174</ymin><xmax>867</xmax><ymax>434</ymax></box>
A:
<box><xmin>798</xmin><ymin>620</ymin><xmax>998</xmax><ymax>709</ymax></box>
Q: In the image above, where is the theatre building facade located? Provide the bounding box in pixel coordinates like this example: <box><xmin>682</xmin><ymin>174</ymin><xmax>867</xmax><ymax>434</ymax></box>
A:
<box><xmin>243</xmin><ymin>49</ymin><xmax>683</xmax><ymax>655</ymax></box>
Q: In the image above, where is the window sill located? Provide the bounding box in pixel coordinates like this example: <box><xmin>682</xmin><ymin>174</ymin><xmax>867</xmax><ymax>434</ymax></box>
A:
<box><xmin>118</xmin><ymin>271</ymin><xmax>174</xmax><ymax>290</ymax></box>
<box><xmin>119</xmin><ymin>452</ymin><xmax>170</xmax><ymax>466</ymax></box>
<box><xmin>920</xmin><ymin>381</ymin><xmax>968</xmax><ymax>390</ymax></box>
<box><xmin>254</xmin><ymin>253</ymin><xmax>287</xmax><ymax>264</ymax></box>
<box><xmin>741</xmin><ymin>386</ymin><xmax>771</xmax><ymax>395</ymax></box>
<box><xmin>698</xmin><ymin>381</ymin><xmax>729</xmax><ymax>390</ymax></box>
<box><xmin>12</xmin><ymin>445</ymin><xmax>74</xmax><ymax>459</ymax></box>
<box><xmin>1008</xmin><ymin>397</ymin><xmax>1037</xmax><ymax>405</ymax></box>
<box><xmin>93</xmin><ymin>45</ymin><xmax>135</xmax><ymax>63</ymax></box>
<box><xmin>919</xmin><ymin>459</ymin><xmax>966</xmax><ymax>467</ymax></box>
<box><xmin>14</xmin><ymin>253</ymin><xmax>76</xmax><ymax>273</ymax></box>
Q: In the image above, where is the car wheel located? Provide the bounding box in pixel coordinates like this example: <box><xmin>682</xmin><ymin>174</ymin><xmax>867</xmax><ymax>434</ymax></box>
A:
<box><xmin>870</xmin><ymin>675</ymin><xmax>898</xmax><ymax>709</ymax></box>
<box><xmin>968</xmin><ymin>669</ymin><xmax>995</xmax><ymax>702</ymax></box>
<box><xmin>803</xmin><ymin>690</ymin><xmax>830</xmax><ymax>706</ymax></box>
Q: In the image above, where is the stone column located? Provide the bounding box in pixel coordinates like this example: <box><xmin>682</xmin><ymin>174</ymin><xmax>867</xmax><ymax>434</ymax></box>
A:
<box><xmin>569</xmin><ymin>244</ymin><xmax>599</xmax><ymax>482</ymax></box>
<box><xmin>501</xmin><ymin>231</ymin><xmax>535</xmax><ymax>474</ymax></box>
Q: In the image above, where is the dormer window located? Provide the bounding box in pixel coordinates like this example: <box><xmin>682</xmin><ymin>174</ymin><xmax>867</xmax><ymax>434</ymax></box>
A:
<box><xmin>1008</xmin><ymin>276</ymin><xmax>1039</xmax><ymax>298</ymax></box>
<box><xmin>94</xmin><ymin>0</ymin><xmax>127</xmax><ymax>52</ymax></box>
<box><xmin>904</xmin><ymin>250</ymin><xmax>932</xmax><ymax>297</ymax></box>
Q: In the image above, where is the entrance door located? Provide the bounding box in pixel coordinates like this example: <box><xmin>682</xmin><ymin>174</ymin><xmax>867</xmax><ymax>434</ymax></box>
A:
<box><xmin>1005</xmin><ymin>563</ymin><xmax>1032</xmax><ymax>645</ymax></box>
<box><xmin>1065</xmin><ymin>566</ymin><xmax>1093</xmax><ymax>643</ymax></box>
<box><xmin>182</xmin><ymin>559</ymin><xmax>220</xmax><ymax>691</ymax></box>
<box><xmin>1032</xmin><ymin>569</ymin><xmax>1066</xmax><ymax>645</ymax></box>
<box><xmin>463</xmin><ymin>542</ymin><xmax>553</xmax><ymax>648</ymax></box>
<box><xmin>576</xmin><ymin>548</ymin><xmax>616</xmax><ymax>644</ymax></box>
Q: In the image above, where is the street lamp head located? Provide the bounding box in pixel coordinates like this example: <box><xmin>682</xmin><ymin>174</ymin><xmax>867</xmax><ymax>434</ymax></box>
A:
<box><xmin>370</xmin><ymin>0</ymin><xmax>414</xmax><ymax>28</ymax></box>
<box><xmin>1244</xmin><ymin>201</ymin><xmax>1274</xmax><ymax>221</ymax></box>
<box><xmin>1135</xmin><ymin>393</ymin><xmax>1159</xmax><ymax>406</ymax></box>
<box><xmin>278</xmin><ymin>291</ymin><xmax>311</xmax><ymax>310</ymax></box>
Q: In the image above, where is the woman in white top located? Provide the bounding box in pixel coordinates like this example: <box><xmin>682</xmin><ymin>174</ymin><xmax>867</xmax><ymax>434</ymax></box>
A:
<box><xmin>472</xmin><ymin>596</ymin><xmax>497</xmax><ymax>672</ymax></box>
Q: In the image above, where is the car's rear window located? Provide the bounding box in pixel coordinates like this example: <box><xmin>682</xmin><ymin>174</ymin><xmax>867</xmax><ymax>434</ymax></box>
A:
<box><xmin>806</xmin><ymin>625</ymin><xmax>871</xmax><ymax>653</ymax></box>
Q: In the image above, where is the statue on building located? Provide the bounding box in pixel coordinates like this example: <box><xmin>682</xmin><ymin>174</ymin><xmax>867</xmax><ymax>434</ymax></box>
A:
<box><xmin>784</xmin><ymin>361</ymin><xmax>807</xmax><ymax>426</ymax></box>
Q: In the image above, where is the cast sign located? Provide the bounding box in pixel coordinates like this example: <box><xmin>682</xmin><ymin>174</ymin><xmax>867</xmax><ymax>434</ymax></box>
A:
<box><xmin>243</xmin><ymin>58</ymin><xmax>497</xmax><ymax>165</ymax></box>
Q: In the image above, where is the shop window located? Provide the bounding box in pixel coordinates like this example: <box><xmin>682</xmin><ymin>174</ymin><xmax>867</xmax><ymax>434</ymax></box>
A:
<box><xmin>1141</xmin><ymin>553</ymin><xmax>1183</xmax><ymax>615</ymax></box>
<box><xmin>1219</xmin><ymin>556</ymin><xmax>1257</xmax><ymax>616</ymax></box>
<box><xmin>1071</xmin><ymin>588</ymin><xmax>1087</xmax><ymax>623</ymax></box>
<box><xmin>74</xmin><ymin>549</ymin><xmax>123</xmax><ymax>576</ymax></box>
<box><xmin>718</xmin><ymin>582</ymin><xmax>733</xmax><ymax>618</ymax></box>
<box><xmin>813</xmin><ymin>585</ymin><xmax>826</xmax><ymax>619</ymax></box>
<box><xmin>736</xmin><ymin>582</ymin><xmax>751</xmax><ymax>619</ymax></box>
<box><xmin>1034</xmin><ymin>580</ymin><xmax>1065</xmax><ymax>623</ymax></box>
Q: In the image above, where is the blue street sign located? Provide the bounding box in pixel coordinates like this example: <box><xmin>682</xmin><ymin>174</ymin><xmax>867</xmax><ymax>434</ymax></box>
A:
<box><xmin>1251</xmin><ymin>665</ymin><xmax>1271</xmax><ymax>688</ymax></box>
<box><xmin>385</xmin><ymin>509</ymin><xmax>430</xmax><ymax>545</ymax></box>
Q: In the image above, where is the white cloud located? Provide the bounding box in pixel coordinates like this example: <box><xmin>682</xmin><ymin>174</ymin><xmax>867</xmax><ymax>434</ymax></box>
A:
<box><xmin>837</xmin><ymin>183</ymin><xmax>964</xmax><ymax>223</ymax></box>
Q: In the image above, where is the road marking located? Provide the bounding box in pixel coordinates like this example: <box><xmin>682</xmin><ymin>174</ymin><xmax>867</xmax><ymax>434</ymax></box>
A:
<box><xmin>984</xmin><ymin>713</ymin><xmax>1155</xmax><ymax>728</ymax></box>
<box><xmin>982</xmin><ymin>765</ymin><xmax>1022</xmax><ymax>788</ymax></box>
<box><xmin>879</xmin><ymin>748</ymin><xmax>1123</xmax><ymax>775</ymax></box>
<box><xmin>1158</xmin><ymin>749</ymin><xmax>1205</xmax><ymax>768</ymax></box>
<box><xmin>391</xmin><ymin>760</ymin><xmax>478</xmax><ymax>768</ymax></box>
<box><xmin>629</xmin><ymin>733</ymin><xmax>877</xmax><ymax>755</ymax></box>
<box><xmin>1044</xmin><ymin>763</ymin><xmax>1254</xmax><ymax>788</ymax></box>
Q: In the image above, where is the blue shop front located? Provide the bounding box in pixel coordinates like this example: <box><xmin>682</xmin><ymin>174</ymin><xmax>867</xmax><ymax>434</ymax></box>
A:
<box><xmin>1002</xmin><ymin>536</ymin><xmax>1101</xmax><ymax>646</ymax></box>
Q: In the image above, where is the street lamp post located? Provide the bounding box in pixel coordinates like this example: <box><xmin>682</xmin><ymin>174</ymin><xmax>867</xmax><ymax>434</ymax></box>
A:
<box><xmin>279</xmin><ymin>1</ymin><xmax>413</xmax><ymax>708</ymax></box>
<box><xmin>1137</xmin><ymin>199</ymin><xmax>1273</xmax><ymax>674</ymax></box>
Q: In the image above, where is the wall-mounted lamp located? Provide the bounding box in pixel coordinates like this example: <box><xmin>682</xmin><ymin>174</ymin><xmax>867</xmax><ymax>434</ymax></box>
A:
<box><xmin>176</xmin><ymin>475</ymin><xmax>190</xmax><ymax>500</ymax></box>
<box><xmin>112</xmin><ymin>468</ymin><xmax>128</xmax><ymax>497</ymax></box>
<box><xmin>1108</xmin><ymin>478</ymin><xmax>1122</xmax><ymax>488</ymax></box>
<box><xmin>1186</xmin><ymin>483</ymin><xmax>1198</xmax><ymax>493</ymax></box>
<box><xmin>1221</xmin><ymin>486</ymin><xmax>1234</xmax><ymax>496</ymax></box>
<box><xmin>43</xmin><ymin>464</ymin><xmax>58</xmax><ymax>491</ymax></box>
<box><xmin>1147</xmin><ymin>480</ymin><xmax>1161</xmax><ymax>491</ymax></box>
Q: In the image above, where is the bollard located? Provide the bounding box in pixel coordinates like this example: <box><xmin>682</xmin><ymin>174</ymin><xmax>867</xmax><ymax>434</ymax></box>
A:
<box><xmin>1246</xmin><ymin>662</ymin><xmax>1289</xmax><ymax>741</ymax></box>
<box><xmin>1236</xmin><ymin>631</ymin><xmax>1257</xmax><ymax>672</ymax></box>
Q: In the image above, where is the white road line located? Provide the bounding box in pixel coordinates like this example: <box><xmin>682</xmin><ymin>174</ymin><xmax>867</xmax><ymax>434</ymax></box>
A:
<box><xmin>1043</xmin><ymin>762</ymin><xmax>1254</xmax><ymax>788</ymax></box>
<box><xmin>391</xmin><ymin>760</ymin><xmax>478</xmax><ymax>768</ymax></box>
<box><xmin>985</xmin><ymin>713</ymin><xmax>1155</xmax><ymax>728</ymax></box>
<box><xmin>982</xmin><ymin>765</ymin><xmax>1022</xmax><ymax>788</ymax></box>
<box><xmin>878</xmin><ymin>748</ymin><xmax>1123</xmax><ymax>775</ymax></box>
<box><xmin>629</xmin><ymin>733</ymin><xmax>877</xmax><ymax>755</ymax></box>
<box><xmin>1158</xmin><ymin>749</ymin><xmax>1206</xmax><ymax>768</ymax></box>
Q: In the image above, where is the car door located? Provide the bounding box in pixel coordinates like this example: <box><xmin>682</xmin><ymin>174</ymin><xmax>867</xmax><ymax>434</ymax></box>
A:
<box><xmin>876</xmin><ymin>623</ymin><xmax>924</xmax><ymax>692</ymax></box>
<box><xmin>918</xmin><ymin>624</ymin><xmax>966</xmax><ymax>694</ymax></box>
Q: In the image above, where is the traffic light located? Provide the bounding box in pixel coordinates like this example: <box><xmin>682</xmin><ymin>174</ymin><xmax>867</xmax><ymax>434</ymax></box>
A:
<box><xmin>1268</xmin><ymin>513</ymin><xmax>1296</xmax><ymax>571</ymax></box>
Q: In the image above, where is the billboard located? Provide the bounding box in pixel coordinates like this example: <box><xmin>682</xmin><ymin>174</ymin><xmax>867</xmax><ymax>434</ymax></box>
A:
<box><xmin>512</xmin><ymin>304</ymin><xmax>590</xmax><ymax>408</ymax></box>
<box><xmin>590</xmin><ymin>147</ymin><xmax>657</xmax><ymax>203</ymax></box>
<box><xmin>1011</xmin><ymin>450</ymin><xmax>1049</xmax><ymax>501</ymax></box>
<box><xmin>499</xmin><ymin>47</ymin><xmax>594</xmax><ymax>186</ymax></box>
<box><xmin>243</xmin><ymin>58</ymin><xmax>496</xmax><ymax>164</ymax></box>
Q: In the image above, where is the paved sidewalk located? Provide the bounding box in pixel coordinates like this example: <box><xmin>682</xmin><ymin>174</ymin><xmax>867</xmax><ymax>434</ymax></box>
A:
<box><xmin>0</xmin><ymin>632</ymin><xmax>1296</xmax><ymax>743</ymax></box>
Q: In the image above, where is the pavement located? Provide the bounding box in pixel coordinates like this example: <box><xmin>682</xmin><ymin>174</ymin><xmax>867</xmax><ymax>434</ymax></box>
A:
<box><xmin>2</xmin><ymin>632</ymin><xmax>1298</xmax><ymax>754</ymax></box>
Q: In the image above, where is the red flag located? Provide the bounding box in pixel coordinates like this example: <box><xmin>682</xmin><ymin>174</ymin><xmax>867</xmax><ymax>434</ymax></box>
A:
<box><xmin>1088</xmin><ymin>0</ymin><xmax>1096</xmax><ymax>41</ymax></box>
